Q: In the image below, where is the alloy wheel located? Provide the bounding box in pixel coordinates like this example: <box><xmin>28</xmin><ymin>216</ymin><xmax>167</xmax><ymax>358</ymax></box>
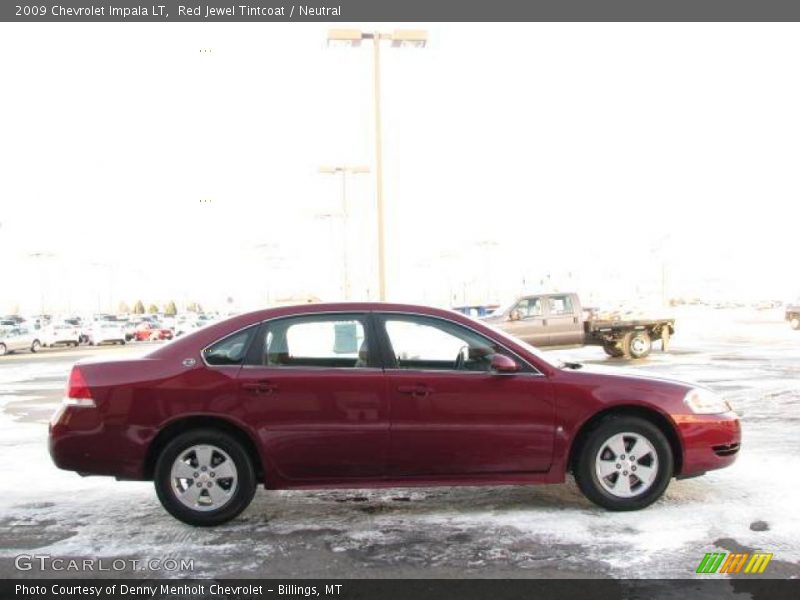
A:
<box><xmin>594</xmin><ymin>432</ymin><xmax>659</xmax><ymax>498</ymax></box>
<box><xmin>170</xmin><ymin>444</ymin><xmax>238</xmax><ymax>511</ymax></box>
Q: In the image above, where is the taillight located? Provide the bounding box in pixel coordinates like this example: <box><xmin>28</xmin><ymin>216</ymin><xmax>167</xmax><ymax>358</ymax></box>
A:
<box><xmin>64</xmin><ymin>367</ymin><xmax>96</xmax><ymax>407</ymax></box>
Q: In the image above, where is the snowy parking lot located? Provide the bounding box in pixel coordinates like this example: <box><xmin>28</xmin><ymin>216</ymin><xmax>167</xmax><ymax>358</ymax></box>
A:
<box><xmin>0</xmin><ymin>308</ymin><xmax>798</xmax><ymax>580</ymax></box>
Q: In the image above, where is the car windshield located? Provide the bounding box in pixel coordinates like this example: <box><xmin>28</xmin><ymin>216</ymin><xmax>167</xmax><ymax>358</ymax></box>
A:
<box><xmin>462</xmin><ymin>314</ymin><xmax>564</xmax><ymax>369</ymax></box>
<box><xmin>488</xmin><ymin>298</ymin><xmax>519</xmax><ymax>317</ymax></box>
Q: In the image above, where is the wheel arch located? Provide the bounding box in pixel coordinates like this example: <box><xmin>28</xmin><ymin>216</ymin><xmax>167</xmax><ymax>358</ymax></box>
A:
<box><xmin>567</xmin><ymin>405</ymin><xmax>683</xmax><ymax>476</ymax></box>
<box><xmin>144</xmin><ymin>415</ymin><xmax>265</xmax><ymax>482</ymax></box>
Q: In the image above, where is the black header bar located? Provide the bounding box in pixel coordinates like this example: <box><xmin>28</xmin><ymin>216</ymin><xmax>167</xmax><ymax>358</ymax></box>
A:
<box><xmin>5</xmin><ymin>1</ymin><xmax>800</xmax><ymax>23</ymax></box>
<box><xmin>3</xmin><ymin>579</ymin><xmax>800</xmax><ymax>600</ymax></box>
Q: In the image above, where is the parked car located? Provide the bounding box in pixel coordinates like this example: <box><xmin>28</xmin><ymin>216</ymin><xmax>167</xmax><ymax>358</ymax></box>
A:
<box><xmin>49</xmin><ymin>302</ymin><xmax>740</xmax><ymax>526</ymax></box>
<box><xmin>134</xmin><ymin>321</ymin><xmax>173</xmax><ymax>341</ymax></box>
<box><xmin>88</xmin><ymin>322</ymin><xmax>126</xmax><ymax>346</ymax></box>
<box><xmin>484</xmin><ymin>292</ymin><xmax>676</xmax><ymax>359</ymax></box>
<box><xmin>62</xmin><ymin>317</ymin><xmax>90</xmax><ymax>344</ymax></box>
<box><xmin>123</xmin><ymin>320</ymin><xmax>141</xmax><ymax>341</ymax></box>
<box><xmin>42</xmin><ymin>322</ymin><xmax>81</xmax><ymax>347</ymax></box>
<box><xmin>0</xmin><ymin>323</ymin><xmax>43</xmax><ymax>356</ymax></box>
<box><xmin>785</xmin><ymin>304</ymin><xmax>800</xmax><ymax>330</ymax></box>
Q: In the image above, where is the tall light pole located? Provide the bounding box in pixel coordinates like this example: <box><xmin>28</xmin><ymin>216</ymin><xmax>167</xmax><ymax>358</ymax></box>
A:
<box><xmin>253</xmin><ymin>243</ymin><xmax>283</xmax><ymax>307</ymax></box>
<box><xmin>28</xmin><ymin>251</ymin><xmax>55</xmax><ymax>314</ymax></box>
<box><xmin>326</xmin><ymin>29</ymin><xmax>428</xmax><ymax>301</ymax></box>
<box><xmin>319</xmin><ymin>165</ymin><xmax>370</xmax><ymax>300</ymax></box>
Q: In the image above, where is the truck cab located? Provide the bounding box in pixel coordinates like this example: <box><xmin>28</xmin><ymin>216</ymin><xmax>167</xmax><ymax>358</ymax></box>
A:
<box><xmin>486</xmin><ymin>292</ymin><xmax>584</xmax><ymax>347</ymax></box>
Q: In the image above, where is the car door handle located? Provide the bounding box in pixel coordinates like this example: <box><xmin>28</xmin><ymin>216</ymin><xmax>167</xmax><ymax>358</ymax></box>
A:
<box><xmin>397</xmin><ymin>384</ymin><xmax>434</xmax><ymax>397</ymax></box>
<box><xmin>241</xmin><ymin>381</ymin><xmax>278</xmax><ymax>394</ymax></box>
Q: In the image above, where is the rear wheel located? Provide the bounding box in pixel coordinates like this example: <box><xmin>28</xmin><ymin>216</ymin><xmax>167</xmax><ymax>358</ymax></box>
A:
<box><xmin>574</xmin><ymin>416</ymin><xmax>673</xmax><ymax>511</ymax></box>
<box><xmin>154</xmin><ymin>429</ymin><xmax>257</xmax><ymax>526</ymax></box>
<box><xmin>623</xmin><ymin>331</ymin><xmax>651</xmax><ymax>359</ymax></box>
<box><xmin>603</xmin><ymin>341</ymin><xmax>624</xmax><ymax>357</ymax></box>
<box><xmin>30</xmin><ymin>340</ymin><xmax>41</xmax><ymax>353</ymax></box>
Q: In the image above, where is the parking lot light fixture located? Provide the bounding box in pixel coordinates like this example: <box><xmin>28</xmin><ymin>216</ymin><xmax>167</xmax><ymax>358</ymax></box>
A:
<box><xmin>325</xmin><ymin>28</ymin><xmax>428</xmax><ymax>301</ymax></box>
<box><xmin>390</xmin><ymin>30</ymin><xmax>428</xmax><ymax>48</ymax></box>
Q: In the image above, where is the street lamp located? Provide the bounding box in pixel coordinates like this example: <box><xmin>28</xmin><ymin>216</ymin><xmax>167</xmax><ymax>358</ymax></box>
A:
<box><xmin>319</xmin><ymin>165</ymin><xmax>370</xmax><ymax>300</ymax></box>
<box><xmin>28</xmin><ymin>252</ymin><xmax>55</xmax><ymax>314</ymax></box>
<box><xmin>326</xmin><ymin>29</ymin><xmax>428</xmax><ymax>301</ymax></box>
<box><xmin>253</xmin><ymin>243</ymin><xmax>283</xmax><ymax>307</ymax></box>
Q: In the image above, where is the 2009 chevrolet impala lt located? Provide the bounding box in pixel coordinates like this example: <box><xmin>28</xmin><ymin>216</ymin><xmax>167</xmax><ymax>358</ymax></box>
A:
<box><xmin>49</xmin><ymin>303</ymin><xmax>741</xmax><ymax>525</ymax></box>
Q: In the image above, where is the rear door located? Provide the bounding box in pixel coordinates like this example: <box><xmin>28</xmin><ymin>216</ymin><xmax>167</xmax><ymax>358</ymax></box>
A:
<box><xmin>545</xmin><ymin>294</ymin><xmax>584</xmax><ymax>346</ymax></box>
<box><xmin>236</xmin><ymin>312</ymin><xmax>389</xmax><ymax>482</ymax></box>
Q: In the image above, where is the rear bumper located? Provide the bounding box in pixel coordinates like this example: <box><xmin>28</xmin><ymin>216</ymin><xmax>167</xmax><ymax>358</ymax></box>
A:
<box><xmin>674</xmin><ymin>412</ymin><xmax>741</xmax><ymax>477</ymax></box>
<box><xmin>49</xmin><ymin>406</ymin><xmax>144</xmax><ymax>479</ymax></box>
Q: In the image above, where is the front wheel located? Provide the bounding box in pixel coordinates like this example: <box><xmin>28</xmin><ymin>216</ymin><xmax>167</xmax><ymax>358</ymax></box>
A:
<box><xmin>0</xmin><ymin>343</ymin><xmax>6</xmax><ymax>356</ymax></box>
<box><xmin>30</xmin><ymin>340</ymin><xmax>41</xmax><ymax>353</ymax></box>
<box><xmin>154</xmin><ymin>429</ymin><xmax>257</xmax><ymax>526</ymax></box>
<box><xmin>574</xmin><ymin>416</ymin><xmax>673</xmax><ymax>511</ymax></box>
<box><xmin>791</xmin><ymin>316</ymin><xmax>800</xmax><ymax>330</ymax></box>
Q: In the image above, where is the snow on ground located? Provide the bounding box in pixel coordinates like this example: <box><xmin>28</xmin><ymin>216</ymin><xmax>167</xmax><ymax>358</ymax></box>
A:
<box><xmin>0</xmin><ymin>308</ymin><xmax>798</xmax><ymax>578</ymax></box>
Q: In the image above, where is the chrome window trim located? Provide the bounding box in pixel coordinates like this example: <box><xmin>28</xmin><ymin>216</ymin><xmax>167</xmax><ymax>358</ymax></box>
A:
<box><xmin>241</xmin><ymin>364</ymin><xmax>382</xmax><ymax>372</ymax></box>
<box><xmin>201</xmin><ymin>309</ymin><xmax>547</xmax><ymax>375</ymax></box>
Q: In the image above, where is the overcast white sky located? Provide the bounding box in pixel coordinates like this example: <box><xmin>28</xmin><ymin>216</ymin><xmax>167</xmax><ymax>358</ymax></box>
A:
<box><xmin>0</xmin><ymin>22</ymin><xmax>797</xmax><ymax>315</ymax></box>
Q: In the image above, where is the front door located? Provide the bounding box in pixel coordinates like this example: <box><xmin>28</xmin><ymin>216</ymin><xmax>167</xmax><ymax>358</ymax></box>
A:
<box><xmin>376</xmin><ymin>313</ymin><xmax>555</xmax><ymax>477</ymax></box>
<box><xmin>503</xmin><ymin>297</ymin><xmax>550</xmax><ymax>346</ymax></box>
<box><xmin>236</xmin><ymin>313</ymin><xmax>389</xmax><ymax>481</ymax></box>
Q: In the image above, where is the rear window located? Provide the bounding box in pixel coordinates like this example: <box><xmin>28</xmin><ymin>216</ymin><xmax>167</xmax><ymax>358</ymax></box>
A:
<box><xmin>203</xmin><ymin>326</ymin><xmax>258</xmax><ymax>366</ymax></box>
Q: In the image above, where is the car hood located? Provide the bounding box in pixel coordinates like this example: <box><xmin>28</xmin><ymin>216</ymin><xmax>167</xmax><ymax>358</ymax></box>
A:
<box><xmin>561</xmin><ymin>362</ymin><xmax>698</xmax><ymax>393</ymax></box>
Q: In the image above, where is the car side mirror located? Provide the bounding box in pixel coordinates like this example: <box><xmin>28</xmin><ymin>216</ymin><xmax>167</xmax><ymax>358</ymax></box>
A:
<box><xmin>491</xmin><ymin>354</ymin><xmax>519</xmax><ymax>374</ymax></box>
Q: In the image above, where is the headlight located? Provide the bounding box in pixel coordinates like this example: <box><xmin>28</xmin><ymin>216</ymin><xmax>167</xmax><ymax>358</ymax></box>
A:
<box><xmin>684</xmin><ymin>388</ymin><xmax>732</xmax><ymax>414</ymax></box>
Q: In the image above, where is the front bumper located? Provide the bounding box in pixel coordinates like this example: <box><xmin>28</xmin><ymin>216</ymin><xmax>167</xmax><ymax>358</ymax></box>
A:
<box><xmin>674</xmin><ymin>411</ymin><xmax>741</xmax><ymax>477</ymax></box>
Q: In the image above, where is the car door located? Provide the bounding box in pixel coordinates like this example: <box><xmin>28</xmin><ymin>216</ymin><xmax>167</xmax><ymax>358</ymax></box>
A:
<box><xmin>376</xmin><ymin>313</ymin><xmax>555</xmax><ymax>477</ymax></box>
<box><xmin>502</xmin><ymin>296</ymin><xmax>550</xmax><ymax>346</ymax></box>
<box><xmin>4</xmin><ymin>328</ymin><xmax>24</xmax><ymax>352</ymax></box>
<box><xmin>545</xmin><ymin>294</ymin><xmax>584</xmax><ymax>346</ymax></box>
<box><xmin>236</xmin><ymin>312</ymin><xmax>389</xmax><ymax>482</ymax></box>
<box><xmin>12</xmin><ymin>327</ymin><xmax>31</xmax><ymax>352</ymax></box>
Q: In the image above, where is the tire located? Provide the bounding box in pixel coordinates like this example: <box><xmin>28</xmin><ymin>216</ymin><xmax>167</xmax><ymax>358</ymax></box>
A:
<box><xmin>603</xmin><ymin>341</ymin><xmax>624</xmax><ymax>358</ymax></box>
<box><xmin>154</xmin><ymin>429</ymin><xmax>257</xmax><ymax>526</ymax></box>
<box><xmin>0</xmin><ymin>343</ymin><xmax>6</xmax><ymax>357</ymax></box>
<box><xmin>622</xmin><ymin>330</ymin><xmax>651</xmax><ymax>359</ymax></box>
<box><xmin>574</xmin><ymin>415</ymin><xmax>673</xmax><ymax>511</ymax></box>
<box><xmin>791</xmin><ymin>317</ymin><xmax>800</xmax><ymax>331</ymax></box>
<box><xmin>30</xmin><ymin>340</ymin><xmax>41</xmax><ymax>353</ymax></box>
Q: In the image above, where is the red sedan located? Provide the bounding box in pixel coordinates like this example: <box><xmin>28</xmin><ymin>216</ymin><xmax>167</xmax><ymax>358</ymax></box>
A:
<box><xmin>134</xmin><ymin>321</ymin><xmax>173</xmax><ymax>342</ymax></box>
<box><xmin>49</xmin><ymin>303</ymin><xmax>740</xmax><ymax>526</ymax></box>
